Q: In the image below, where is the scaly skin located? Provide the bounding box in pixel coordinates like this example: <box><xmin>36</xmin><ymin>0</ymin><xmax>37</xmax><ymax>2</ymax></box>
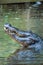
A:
<box><xmin>4</xmin><ymin>23</ymin><xmax>43</xmax><ymax>48</ymax></box>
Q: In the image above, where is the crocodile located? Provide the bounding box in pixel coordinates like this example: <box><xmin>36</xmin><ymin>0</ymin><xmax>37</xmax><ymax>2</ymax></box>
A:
<box><xmin>4</xmin><ymin>23</ymin><xmax>43</xmax><ymax>65</ymax></box>
<box><xmin>4</xmin><ymin>23</ymin><xmax>43</xmax><ymax>48</ymax></box>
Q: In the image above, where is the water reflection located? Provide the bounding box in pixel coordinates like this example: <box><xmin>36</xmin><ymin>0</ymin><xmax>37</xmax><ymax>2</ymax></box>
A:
<box><xmin>7</xmin><ymin>47</ymin><xmax>43</xmax><ymax>64</ymax></box>
<box><xmin>0</xmin><ymin>2</ymin><xmax>43</xmax><ymax>65</ymax></box>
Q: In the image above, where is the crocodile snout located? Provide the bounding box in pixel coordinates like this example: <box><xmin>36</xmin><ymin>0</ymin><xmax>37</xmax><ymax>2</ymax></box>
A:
<box><xmin>4</xmin><ymin>23</ymin><xmax>11</xmax><ymax>31</ymax></box>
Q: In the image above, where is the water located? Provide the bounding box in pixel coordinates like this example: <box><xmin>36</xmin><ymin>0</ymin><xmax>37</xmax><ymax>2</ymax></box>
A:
<box><xmin>0</xmin><ymin>3</ymin><xmax>43</xmax><ymax>65</ymax></box>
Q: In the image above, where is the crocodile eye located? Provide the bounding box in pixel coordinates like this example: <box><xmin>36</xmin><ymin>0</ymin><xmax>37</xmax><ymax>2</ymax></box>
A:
<box><xmin>9</xmin><ymin>24</ymin><xmax>11</xmax><ymax>26</ymax></box>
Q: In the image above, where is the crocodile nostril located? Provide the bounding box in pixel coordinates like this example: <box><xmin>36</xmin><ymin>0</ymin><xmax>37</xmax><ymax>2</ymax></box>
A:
<box><xmin>6</xmin><ymin>27</ymin><xmax>8</xmax><ymax>29</ymax></box>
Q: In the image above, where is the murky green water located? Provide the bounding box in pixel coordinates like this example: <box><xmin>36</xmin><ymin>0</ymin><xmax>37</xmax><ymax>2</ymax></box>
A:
<box><xmin>0</xmin><ymin>4</ymin><xmax>43</xmax><ymax>65</ymax></box>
